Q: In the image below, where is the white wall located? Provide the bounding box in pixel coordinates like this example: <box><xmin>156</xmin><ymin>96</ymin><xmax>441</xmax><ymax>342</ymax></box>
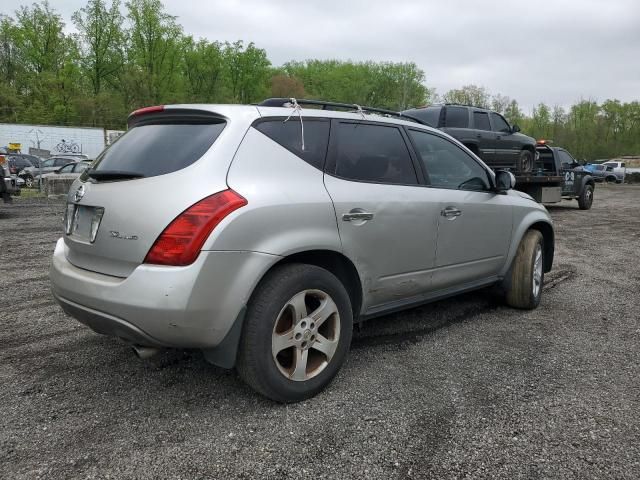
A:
<box><xmin>0</xmin><ymin>123</ymin><xmax>106</xmax><ymax>159</ymax></box>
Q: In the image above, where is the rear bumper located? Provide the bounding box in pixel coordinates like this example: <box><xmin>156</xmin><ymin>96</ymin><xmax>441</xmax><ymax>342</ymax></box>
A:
<box><xmin>50</xmin><ymin>237</ymin><xmax>278</xmax><ymax>348</ymax></box>
<box><xmin>3</xmin><ymin>176</ymin><xmax>20</xmax><ymax>197</ymax></box>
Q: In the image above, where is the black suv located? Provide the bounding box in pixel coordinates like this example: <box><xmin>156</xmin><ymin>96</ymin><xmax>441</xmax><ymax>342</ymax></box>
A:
<box><xmin>403</xmin><ymin>104</ymin><xmax>537</xmax><ymax>173</ymax></box>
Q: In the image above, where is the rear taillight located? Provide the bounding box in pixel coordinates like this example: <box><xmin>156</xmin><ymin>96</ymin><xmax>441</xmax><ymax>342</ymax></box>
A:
<box><xmin>144</xmin><ymin>190</ymin><xmax>247</xmax><ymax>266</ymax></box>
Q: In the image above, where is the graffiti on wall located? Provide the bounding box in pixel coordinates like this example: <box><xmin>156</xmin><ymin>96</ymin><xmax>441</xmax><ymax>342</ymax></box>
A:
<box><xmin>54</xmin><ymin>139</ymin><xmax>82</xmax><ymax>154</ymax></box>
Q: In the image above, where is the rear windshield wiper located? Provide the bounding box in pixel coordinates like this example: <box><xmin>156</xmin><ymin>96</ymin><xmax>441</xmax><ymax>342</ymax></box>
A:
<box><xmin>86</xmin><ymin>169</ymin><xmax>145</xmax><ymax>181</ymax></box>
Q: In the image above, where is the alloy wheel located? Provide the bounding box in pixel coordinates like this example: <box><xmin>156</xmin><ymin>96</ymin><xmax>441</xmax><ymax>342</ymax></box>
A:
<box><xmin>271</xmin><ymin>289</ymin><xmax>340</xmax><ymax>382</ymax></box>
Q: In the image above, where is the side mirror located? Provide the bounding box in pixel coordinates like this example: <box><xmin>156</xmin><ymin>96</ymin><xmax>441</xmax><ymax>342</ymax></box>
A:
<box><xmin>495</xmin><ymin>170</ymin><xmax>516</xmax><ymax>191</ymax></box>
<box><xmin>511</xmin><ymin>124</ymin><xmax>521</xmax><ymax>133</ymax></box>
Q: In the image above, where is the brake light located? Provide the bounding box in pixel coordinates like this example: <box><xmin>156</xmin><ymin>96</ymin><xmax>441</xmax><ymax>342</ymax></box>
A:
<box><xmin>131</xmin><ymin>105</ymin><xmax>164</xmax><ymax>116</ymax></box>
<box><xmin>144</xmin><ymin>190</ymin><xmax>247</xmax><ymax>266</ymax></box>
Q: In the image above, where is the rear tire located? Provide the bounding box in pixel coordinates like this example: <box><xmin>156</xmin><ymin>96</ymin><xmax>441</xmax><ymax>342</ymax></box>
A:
<box><xmin>519</xmin><ymin>150</ymin><xmax>534</xmax><ymax>173</ymax></box>
<box><xmin>578</xmin><ymin>184</ymin><xmax>594</xmax><ymax>210</ymax></box>
<box><xmin>605</xmin><ymin>176</ymin><xmax>617</xmax><ymax>184</ymax></box>
<box><xmin>24</xmin><ymin>175</ymin><xmax>34</xmax><ymax>189</ymax></box>
<box><xmin>504</xmin><ymin>230</ymin><xmax>544</xmax><ymax>310</ymax></box>
<box><xmin>237</xmin><ymin>263</ymin><xmax>353</xmax><ymax>403</ymax></box>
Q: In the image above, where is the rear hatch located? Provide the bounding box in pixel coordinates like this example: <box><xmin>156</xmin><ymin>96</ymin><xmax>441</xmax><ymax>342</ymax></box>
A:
<box><xmin>63</xmin><ymin>106</ymin><xmax>235</xmax><ymax>277</ymax></box>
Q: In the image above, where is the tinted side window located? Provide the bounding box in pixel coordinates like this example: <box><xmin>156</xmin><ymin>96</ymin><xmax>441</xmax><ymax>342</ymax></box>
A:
<box><xmin>409</xmin><ymin>130</ymin><xmax>490</xmax><ymax>191</ymax></box>
<box><xmin>473</xmin><ymin>112</ymin><xmax>491</xmax><ymax>131</ymax></box>
<box><xmin>255</xmin><ymin>118</ymin><xmax>329</xmax><ymax>170</ymax></box>
<box><xmin>621</xmin><ymin>163</ymin><xmax>626</xmax><ymax>168</ymax></box>
<box><xmin>59</xmin><ymin>164</ymin><xmax>74</xmax><ymax>173</ymax></box>
<box><xmin>558</xmin><ymin>150</ymin><xmax>573</xmax><ymax>166</ymax></box>
<box><xmin>444</xmin><ymin>107</ymin><xmax>469</xmax><ymax>128</ymax></box>
<box><xmin>54</xmin><ymin>158</ymin><xmax>69</xmax><ymax>167</ymax></box>
<box><xmin>405</xmin><ymin>107</ymin><xmax>441</xmax><ymax>127</ymax></box>
<box><xmin>490</xmin><ymin>113</ymin><xmax>510</xmax><ymax>132</ymax></box>
<box><xmin>333</xmin><ymin>123</ymin><xmax>418</xmax><ymax>185</ymax></box>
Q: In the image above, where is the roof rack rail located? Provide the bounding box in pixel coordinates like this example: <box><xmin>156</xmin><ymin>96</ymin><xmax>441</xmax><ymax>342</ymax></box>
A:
<box><xmin>257</xmin><ymin>98</ymin><xmax>428</xmax><ymax>126</ymax></box>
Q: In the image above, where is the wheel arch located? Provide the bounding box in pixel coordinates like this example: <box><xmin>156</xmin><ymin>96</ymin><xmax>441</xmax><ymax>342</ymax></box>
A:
<box><xmin>203</xmin><ymin>248</ymin><xmax>363</xmax><ymax>370</ymax></box>
<box><xmin>501</xmin><ymin>215</ymin><xmax>555</xmax><ymax>279</ymax></box>
<box><xmin>272</xmin><ymin>249</ymin><xmax>364</xmax><ymax>318</ymax></box>
<box><xmin>527</xmin><ymin>221</ymin><xmax>554</xmax><ymax>273</ymax></box>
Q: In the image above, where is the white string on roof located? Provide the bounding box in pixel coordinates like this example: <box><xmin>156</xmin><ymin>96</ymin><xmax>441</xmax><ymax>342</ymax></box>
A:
<box><xmin>353</xmin><ymin>104</ymin><xmax>366</xmax><ymax>119</ymax></box>
<box><xmin>283</xmin><ymin>97</ymin><xmax>305</xmax><ymax>151</ymax></box>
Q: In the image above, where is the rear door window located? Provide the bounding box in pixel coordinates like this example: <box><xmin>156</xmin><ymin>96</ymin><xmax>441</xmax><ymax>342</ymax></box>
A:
<box><xmin>254</xmin><ymin>118</ymin><xmax>329</xmax><ymax>170</ymax></box>
<box><xmin>92</xmin><ymin>119</ymin><xmax>226</xmax><ymax>178</ymax></box>
<box><xmin>444</xmin><ymin>107</ymin><xmax>469</xmax><ymax>128</ymax></box>
<box><xmin>331</xmin><ymin>122</ymin><xmax>418</xmax><ymax>185</ymax></box>
<box><xmin>473</xmin><ymin>112</ymin><xmax>491</xmax><ymax>131</ymax></box>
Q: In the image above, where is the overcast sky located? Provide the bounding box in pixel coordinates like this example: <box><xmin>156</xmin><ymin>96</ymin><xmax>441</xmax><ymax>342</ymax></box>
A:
<box><xmin>3</xmin><ymin>0</ymin><xmax>639</xmax><ymax>112</ymax></box>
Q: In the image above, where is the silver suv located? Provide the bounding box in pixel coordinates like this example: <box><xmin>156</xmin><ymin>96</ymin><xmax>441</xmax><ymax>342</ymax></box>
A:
<box><xmin>50</xmin><ymin>99</ymin><xmax>554</xmax><ymax>402</ymax></box>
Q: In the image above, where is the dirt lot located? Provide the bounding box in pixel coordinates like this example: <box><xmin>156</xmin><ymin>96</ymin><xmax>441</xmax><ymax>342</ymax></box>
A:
<box><xmin>1</xmin><ymin>185</ymin><xmax>639</xmax><ymax>479</ymax></box>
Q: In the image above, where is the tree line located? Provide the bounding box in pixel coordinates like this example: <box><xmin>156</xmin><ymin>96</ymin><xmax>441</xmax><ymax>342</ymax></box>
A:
<box><xmin>0</xmin><ymin>0</ymin><xmax>638</xmax><ymax>160</ymax></box>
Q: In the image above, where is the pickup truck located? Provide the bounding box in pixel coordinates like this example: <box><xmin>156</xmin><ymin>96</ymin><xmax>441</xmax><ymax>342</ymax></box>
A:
<box><xmin>0</xmin><ymin>154</ymin><xmax>21</xmax><ymax>204</ymax></box>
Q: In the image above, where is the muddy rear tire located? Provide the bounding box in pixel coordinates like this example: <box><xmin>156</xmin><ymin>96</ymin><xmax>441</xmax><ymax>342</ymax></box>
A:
<box><xmin>504</xmin><ymin>230</ymin><xmax>544</xmax><ymax>310</ymax></box>
<box><xmin>237</xmin><ymin>263</ymin><xmax>353</xmax><ymax>403</ymax></box>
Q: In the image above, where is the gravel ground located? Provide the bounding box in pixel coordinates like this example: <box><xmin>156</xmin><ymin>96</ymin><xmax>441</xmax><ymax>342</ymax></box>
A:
<box><xmin>1</xmin><ymin>185</ymin><xmax>639</xmax><ymax>479</ymax></box>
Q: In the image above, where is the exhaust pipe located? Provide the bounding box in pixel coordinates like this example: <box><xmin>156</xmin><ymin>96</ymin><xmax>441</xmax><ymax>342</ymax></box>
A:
<box><xmin>132</xmin><ymin>345</ymin><xmax>161</xmax><ymax>360</ymax></box>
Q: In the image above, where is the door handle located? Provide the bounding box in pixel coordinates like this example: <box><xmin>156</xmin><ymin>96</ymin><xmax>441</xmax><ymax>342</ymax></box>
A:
<box><xmin>441</xmin><ymin>206</ymin><xmax>462</xmax><ymax>219</ymax></box>
<box><xmin>342</xmin><ymin>210</ymin><xmax>374</xmax><ymax>222</ymax></box>
<box><xmin>496</xmin><ymin>135</ymin><xmax>502</xmax><ymax>140</ymax></box>
<box><xmin>476</xmin><ymin>134</ymin><xmax>482</xmax><ymax>138</ymax></box>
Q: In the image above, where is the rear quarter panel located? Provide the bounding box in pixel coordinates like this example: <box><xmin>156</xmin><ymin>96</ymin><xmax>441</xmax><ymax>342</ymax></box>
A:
<box><xmin>208</xmin><ymin>126</ymin><xmax>341</xmax><ymax>256</ymax></box>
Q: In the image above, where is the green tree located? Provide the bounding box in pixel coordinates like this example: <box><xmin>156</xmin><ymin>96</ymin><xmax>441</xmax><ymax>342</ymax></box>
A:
<box><xmin>72</xmin><ymin>0</ymin><xmax>125</xmax><ymax>96</ymax></box>
<box><xmin>126</xmin><ymin>0</ymin><xmax>183</xmax><ymax>104</ymax></box>
<box><xmin>443</xmin><ymin>85</ymin><xmax>490</xmax><ymax>108</ymax></box>
<box><xmin>224</xmin><ymin>40</ymin><xmax>271</xmax><ymax>103</ymax></box>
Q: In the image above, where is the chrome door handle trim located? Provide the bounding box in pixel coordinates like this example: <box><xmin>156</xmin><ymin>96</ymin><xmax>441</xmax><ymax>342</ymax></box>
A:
<box><xmin>440</xmin><ymin>207</ymin><xmax>462</xmax><ymax>218</ymax></box>
<box><xmin>342</xmin><ymin>212</ymin><xmax>374</xmax><ymax>222</ymax></box>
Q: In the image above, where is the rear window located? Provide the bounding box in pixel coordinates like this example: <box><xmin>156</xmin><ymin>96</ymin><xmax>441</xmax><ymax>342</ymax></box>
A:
<box><xmin>404</xmin><ymin>107</ymin><xmax>441</xmax><ymax>127</ymax></box>
<box><xmin>444</xmin><ymin>107</ymin><xmax>469</xmax><ymax>128</ymax></box>
<box><xmin>92</xmin><ymin>122</ymin><xmax>225</xmax><ymax>178</ymax></box>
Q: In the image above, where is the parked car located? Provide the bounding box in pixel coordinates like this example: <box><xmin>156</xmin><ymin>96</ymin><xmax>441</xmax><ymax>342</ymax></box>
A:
<box><xmin>583</xmin><ymin>163</ymin><xmax>618</xmax><ymax>183</ymax></box>
<box><xmin>19</xmin><ymin>157</ymin><xmax>79</xmax><ymax>188</ymax></box>
<box><xmin>0</xmin><ymin>154</ymin><xmax>20</xmax><ymax>203</ymax></box>
<box><xmin>402</xmin><ymin>104</ymin><xmax>537</xmax><ymax>173</ymax></box>
<box><xmin>35</xmin><ymin>161</ymin><xmax>91</xmax><ymax>183</ymax></box>
<box><xmin>50</xmin><ymin>99</ymin><xmax>555</xmax><ymax>402</ymax></box>
<box><xmin>6</xmin><ymin>154</ymin><xmax>40</xmax><ymax>175</ymax></box>
<box><xmin>601</xmin><ymin>161</ymin><xmax>626</xmax><ymax>183</ymax></box>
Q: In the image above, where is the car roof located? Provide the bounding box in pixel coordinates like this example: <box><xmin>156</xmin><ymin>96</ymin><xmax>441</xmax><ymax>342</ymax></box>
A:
<box><xmin>161</xmin><ymin>103</ymin><xmax>442</xmax><ymax>134</ymax></box>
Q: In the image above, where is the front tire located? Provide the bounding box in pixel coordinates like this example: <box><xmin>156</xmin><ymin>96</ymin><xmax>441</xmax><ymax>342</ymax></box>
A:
<box><xmin>504</xmin><ymin>230</ymin><xmax>544</xmax><ymax>309</ymax></box>
<box><xmin>24</xmin><ymin>175</ymin><xmax>34</xmax><ymax>189</ymax></box>
<box><xmin>237</xmin><ymin>264</ymin><xmax>353</xmax><ymax>403</ymax></box>
<box><xmin>578</xmin><ymin>184</ymin><xmax>594</xmax><ymax>210</ymax></box>
<box><xmin>519</xmin><ymin>150</ymin><xmax>534</xmax><ymax>173</ymax></box>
